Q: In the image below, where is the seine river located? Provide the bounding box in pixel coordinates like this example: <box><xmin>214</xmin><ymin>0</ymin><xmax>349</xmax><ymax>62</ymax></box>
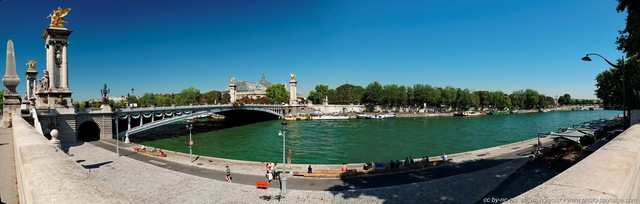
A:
<box><xmin>140</xmin><ymin>110</ymin><xmax>621</xmax><ymax>164</ymax></box>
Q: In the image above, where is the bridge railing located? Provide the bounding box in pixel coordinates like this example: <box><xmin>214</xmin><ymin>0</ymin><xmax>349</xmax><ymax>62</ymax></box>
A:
<box><xmin>116</xmin><ymin>103</ymin><xmax>283</xmax><ymax>113</ymax></box>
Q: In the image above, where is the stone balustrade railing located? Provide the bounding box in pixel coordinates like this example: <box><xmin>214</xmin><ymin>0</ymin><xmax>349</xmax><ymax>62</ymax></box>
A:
<box><xmin>513</xmin><ymin>124</ymin><xmax>640</xmax><ymax>202</ymax></box>
<box><xmin>11</xmin><ymin>114</ymin><xmax>132</xmax><ymax>204</ymax></box>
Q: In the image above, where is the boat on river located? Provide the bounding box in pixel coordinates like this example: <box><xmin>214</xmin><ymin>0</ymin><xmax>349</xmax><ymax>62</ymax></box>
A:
<box><xmin>312</xmin><ymin>115</ymin><xmax>349</xmax><ymax>120</ymax></box>
<box><xmin>284</xmin><ymin>115</ymin><xmax>311</xmax><ymax>120</ymax></box>
<box><xmin>488</xmin><ymin>110</ymin><xmax>510</xmax><ymax>115</ymax></box>
<box><xmin>454</xmin><ymin>111</ymin><xmax>486</xmax><ymax>116</ymax></box>
<box><xmin>365</xmin><ymin>114</ymin><xmax>397</xmax><ymax>119</ymax></box>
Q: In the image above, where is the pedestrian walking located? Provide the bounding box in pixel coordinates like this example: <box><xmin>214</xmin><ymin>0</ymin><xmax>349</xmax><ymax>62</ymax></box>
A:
<box><xmin>225</xmin><ymin>166</ymin><xmax>232</xmax><ymax>183</ymax></box>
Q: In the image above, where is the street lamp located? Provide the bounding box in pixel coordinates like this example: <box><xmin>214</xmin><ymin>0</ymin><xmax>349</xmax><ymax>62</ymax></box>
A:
<box><xmin>114</xmin><ymin>115</ymin><xmax>119</xmax><ymax>157</ymax></box>
<box><xmin>186</xmin><ymin>123</ymin><xmax>193</xmax><ymax>164</ymax></box>
<box><xmin>279</xmin><ymin>119</ymin><xmax>288</xmax><ymax>195</ymax></box>
<box><xmin>582</xmin><ymin>53</ymin><xmax>628</xmax><ymax>127</ymax></box>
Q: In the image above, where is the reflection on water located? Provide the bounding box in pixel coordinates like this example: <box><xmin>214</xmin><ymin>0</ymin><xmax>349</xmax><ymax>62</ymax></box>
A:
<box><xmin>140</xmin><ymin>110</ymin><xmax>621</xmax><ymax>164</ymax></box>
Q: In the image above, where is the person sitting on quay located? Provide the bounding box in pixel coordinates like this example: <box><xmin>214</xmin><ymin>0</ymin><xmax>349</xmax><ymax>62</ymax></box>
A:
<box><xmin>404</xmin><ymin>157</ymin><xmax>410</xmax><ymax>167</ymax></box>
<box><xmin>307</xmin><ymin>165</ymin><xmax>313</xmax><ymax>173</ymax></box>
<box><xmin>158</xmin><ymin>149</ymin><xmax>164</xmax><ymax>154</ymax></box>
<box><xmin>420</xmin><ymin>157</ymin><xmax>426</xmax><ymax>164</ymax></box>
<box><xmin>140</xmin><ymin>145</ymin><xmax>146</xmax><ymax>150</ymax></box>
<box><xmin>388</xmin><ymin>160</ymin><xmax>394</xmax><ymax>169</ymax></box>
<box><xmin>409</xmin><ymin>156</ymin><xmax>415</xmax><ymax>166</ymax></box>
<box><xmin>363</xmin><ymin>163</ymin><xmax>369</xmax><ymax>171</ymax></box>
<box><xmin>341</xmin><ymin>163</ymin><xmax>348</xmax><ymax>171</ymax></box>
<box><xmin>395</xmin><ymin>160</ymin><xmax>401</xmax><ymax>168</ymax></box>
<box><xmin>370</xmin><ymin>162</ymin><xmax>376</xmax><ymax>171</ymax></box>
<box><xmin>441</xmin><ymin>153</ymin><xmax>448</xmax><ymax>161</ymax></box>
<box><xmin>151</xmin><ymin>148</ymin><xmax>157</xmax><ymax>153</ymax></box>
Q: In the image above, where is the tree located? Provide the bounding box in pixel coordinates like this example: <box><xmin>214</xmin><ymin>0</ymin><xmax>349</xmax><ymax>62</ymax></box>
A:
<box><xmin>221</xmin><ymin>93</ymin><xmax>231</xmax><ymax>104</ymax></box>
<box><xmin>362</xmin><ymin>81</ymin><xmax>383</xmax><ymax>105</ymax></box>
<box><xmin>610</xmin><ymin>1</ymin><xmax>640</xmax><ymax>110</ymax></box>
<box><xmin>474</xmin><ymin>91</ymin><xmax>490</xmax><ymax>110</ymax></box>
<box><xmin>595</xmin><ymin>67</ymin><xmax>623</xmax><ymax>108</ymax></box>
<box><xmin>307</xmin><ymin>85</ymin><xmax>329</xmax><ymax>104</ymax></box>
<box><xmin>138</xmin><ymin>93</ymin><xmax>154</xmax><ymax>107</ymax></box>
<box><xmin>454</xmin><ymin>88</ymin><xmax>473</xmax><ymax>110</ymax></box>
<box><xmin>441</xmin><ymin>86</ymin><xmax>457</xmax><ymax>108</ymax></box>
<box><xmin>266</xmin><ymin>84</ymin><xmax>289</xmax><ymax>104</ymax></box>
<box><xmin>616</xmin><ymin>0</ymin><xmax>640</xmax><ymax>58</ymax></box>
<box><xmin>173</xmin><ymin>87</ymin><xmax>200</xmax><ymax>105</ymax></box>
<box><xmin>335</xmin><ymin>84</ymin><xmax>364</xmax><ymax>104</ymax></box>
<box><xmin>488</xmin><ymin>91</ymin><xmax>510</xmax><ymax>109</ymax></box>
<box><xmin>126</xmin><ymin>94</ymin><xmax>138</xmax><ymax>106</ymax></box>
<box><xmin>523</xmin><ymin>89</ymin><xmax>540</xmax><ymax>109</ymax></box>
<box><xmin>201</xmin><ymin>90</ymin><xmax>222</xmax><ymax>104</ymax></box>
<box><xmin>510</xmin><ymin>90</ymin><xmax>526</xmax><ymax>109</ymax></box>
<box><xmin>381</xmin><ymin>84</ymin><xmax>400</xmax><ymax>105</ymax></box>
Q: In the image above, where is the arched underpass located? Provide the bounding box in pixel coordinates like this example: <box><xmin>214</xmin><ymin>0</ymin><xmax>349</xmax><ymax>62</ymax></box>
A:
<box><xmin>217</xmin><ymin>109</ymin><xmax>281</xmax><ymax>125</ymax></box>
<box><xmin>77</xmin><ymin>121</ymin><xmax>100</xmax><ymax>141</ymax></box>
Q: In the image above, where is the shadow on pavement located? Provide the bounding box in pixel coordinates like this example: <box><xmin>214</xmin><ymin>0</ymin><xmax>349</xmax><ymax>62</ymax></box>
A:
<box><xmin>80</xmin><ymin>161</ymin><xmax>114</xmax><ymax>170</ymax></box>
<box><xmin>324</xmin><ymin>159</ymin><xmax>514</xmax><ymax>203</ymax></box>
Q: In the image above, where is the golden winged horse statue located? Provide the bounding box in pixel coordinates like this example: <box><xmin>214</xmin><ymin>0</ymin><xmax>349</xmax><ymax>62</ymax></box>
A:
<box><xmin>47</xmin><ymin>7</ymin><xmax>72</xmax><ymax>28</ymax></box>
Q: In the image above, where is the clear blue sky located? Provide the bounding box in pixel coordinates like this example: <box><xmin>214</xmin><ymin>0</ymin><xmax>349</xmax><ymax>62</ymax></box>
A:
<box><xmin>0</xmin><ymin>0</ymin><xmax>626</xmax><ymax>102</ymax></box>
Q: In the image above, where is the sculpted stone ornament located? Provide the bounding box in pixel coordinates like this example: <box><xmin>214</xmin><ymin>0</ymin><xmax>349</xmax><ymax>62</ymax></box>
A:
<box><xmin>47</xmin><ymin>7</ymin><xmax>72</xmax><ymax>28</ymax></box>
<box><xmin>37</xmin><ymin>70</ymin><xmax>49</xmax><ymax>92</ymax></box>
<box><xmin>55</xmin><ymin>46</ymin><xmax>62</xmax><ymax>65</ymax></box>
<box><xmin>290</xmin><ymin>73</ymin><xmax>296</xmax><ymax>81</ymax></box>
<box><xmin>26</xmin><ymin>60</ymin><xmax>36</xmax><ymax>71</ymax></box>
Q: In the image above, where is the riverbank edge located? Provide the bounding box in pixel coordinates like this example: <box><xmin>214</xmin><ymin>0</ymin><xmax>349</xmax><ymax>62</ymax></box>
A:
<box><xmin>105</xmin><ymin>135</ymin><xmax>550</xmax><ymax>178</ymax></box>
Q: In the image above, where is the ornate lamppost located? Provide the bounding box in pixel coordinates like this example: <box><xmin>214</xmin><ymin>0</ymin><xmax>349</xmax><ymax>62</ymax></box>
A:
<box><xmin>114</xmin><ymin>114</ymin><xmax>120</xmax><ymax>157</ymax></box>
<box><xmin>186</xmin><ymin>123</ymin><xmax>193</xmax><ymax>164</ymax></box>
<box><xmin>582</xmin><ymin>53</ymin><xmax>628</xmax><ymax>127</ymax></box>
<box><xmin>100</xmin><ymin>84</ymin><xmax>110</xmax><ymax>104</ymax></box>
<box><xmin>278</xmin><ymin>120</ymin><xmax>288</xmax><ymax>195</ymax></box>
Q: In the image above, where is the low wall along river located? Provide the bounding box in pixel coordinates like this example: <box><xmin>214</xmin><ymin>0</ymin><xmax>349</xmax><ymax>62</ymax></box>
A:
<box><xmin>139</xmin><ymin>110</ymin><xmax>621</xmax><ymax>164</ymax></box>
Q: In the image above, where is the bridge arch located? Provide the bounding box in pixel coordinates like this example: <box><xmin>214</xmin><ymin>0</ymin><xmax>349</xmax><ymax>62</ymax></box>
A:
<box><xmin>77</xmin><ymin>121</ymin><xmax>100</xmax><ymax>141</ymax></box>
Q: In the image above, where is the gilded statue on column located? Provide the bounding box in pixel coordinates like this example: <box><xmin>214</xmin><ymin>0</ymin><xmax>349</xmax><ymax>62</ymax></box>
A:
<box><xmin>290</xmin><ymin>73</ymin><xmax>296</xmax><ymax>81</ymax></box>
<box><xmin>230</xmin><ymin>77</ymin><xmax>235</xmax><ymax>85</ymax></box>
<box><xmin>47</xmin><ymin>7</ymin><xmax>72</xmax><ymax>28</ymax></box>
<box><xmin>26</xmin><ymin>60</ymin><xmax>36</xmax><ymax>71</ymax></box>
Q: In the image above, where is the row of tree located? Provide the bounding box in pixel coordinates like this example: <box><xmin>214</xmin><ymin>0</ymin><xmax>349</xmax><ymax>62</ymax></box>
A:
<box><xmin>70</xmin><ymin>81</ymin><xmax>599</xmax><ymax>110</ymax></box>
<box><xmin>309</xmin><ymin>82</ymin><xmax>596</xmax><ymax>111</ymax></box>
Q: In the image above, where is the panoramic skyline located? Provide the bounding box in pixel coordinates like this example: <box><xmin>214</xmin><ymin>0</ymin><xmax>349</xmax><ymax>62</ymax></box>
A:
<box><xmin>0</xmin><ymin>0</ymin><xmax>626</xmax><ymax>102</ymax></box>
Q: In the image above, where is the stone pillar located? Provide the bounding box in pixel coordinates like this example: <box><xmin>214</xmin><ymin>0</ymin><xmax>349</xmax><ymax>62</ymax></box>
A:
<box><xmin>41</xmin><ymin>28</ymin><xmax>73</xmax><ymax>108</ymax></box>
<box><xmin>2</xmin><ymin>40</ymin><xmax>21</xmax><ymax>128</ymax></box>
<box><xmin>26</xmin><ymin>63</ymin><xmax>38</xmax><ymax>107</ymax></box>
<box><xmin>289</xmin><ymin>76</ymin><xmax>297</xmax><ymax>105</ymax></box>
<box><xmin>61</xmin><ymin>42</ymin><xmax>68</xmax><ymax>90</ymax></box>
<box><xmin>229</xmin><ymin>83</ymin><xmax>237</xmax><ymax>104</ymax></box>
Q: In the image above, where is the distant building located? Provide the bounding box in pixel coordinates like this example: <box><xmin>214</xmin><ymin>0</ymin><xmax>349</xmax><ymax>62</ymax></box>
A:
<box><xmin>225</xmin><ymin>74</ymin><xmax>276</xmax><ymax>100</ymax></box>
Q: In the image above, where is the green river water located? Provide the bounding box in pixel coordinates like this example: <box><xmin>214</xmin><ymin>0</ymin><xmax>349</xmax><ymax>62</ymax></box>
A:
<box><xmin>140</xmin><ymin>110</ymin><xmax>621</xmax><ymax>164</ymax></box>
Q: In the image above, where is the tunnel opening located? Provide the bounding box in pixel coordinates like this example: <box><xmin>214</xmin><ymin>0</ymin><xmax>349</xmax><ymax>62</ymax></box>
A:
<box><xmin>77</xmin><ymin>121</ymin><xmax>100</xmax><ymax>141</ymax></box>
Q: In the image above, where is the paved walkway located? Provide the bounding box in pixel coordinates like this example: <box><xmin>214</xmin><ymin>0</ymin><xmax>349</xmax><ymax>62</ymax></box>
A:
<box><xmin>0</xmin><ymin>127</ymin><xmax>18</xmax><ymax>204</ymax></box>
<box><xmin>64</xmin><ymin>138</ymin><xmax>550</xmax><ymax>203</ymax></box>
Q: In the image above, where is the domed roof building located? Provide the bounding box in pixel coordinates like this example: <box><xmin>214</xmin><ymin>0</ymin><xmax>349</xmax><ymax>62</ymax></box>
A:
<box><xmin>225</xmin><ymin>74</ymin><xmax>279</xmax><ymax>100</ymax></box>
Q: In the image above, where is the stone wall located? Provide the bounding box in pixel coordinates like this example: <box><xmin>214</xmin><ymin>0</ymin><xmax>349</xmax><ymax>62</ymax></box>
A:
<box><xmin>12</xmin><ymin>114</ymin><xmax>132</xmax><ymax>204</ymax></box>
<box><xmin>308</xmin><ymin>104</ymin><xmax>365</xmax><ymax>113</ymax></box>
<box><xmin>512</xmin><ymin>124</ymin><xmax>640</xmax><ymax>202</ymax></box>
